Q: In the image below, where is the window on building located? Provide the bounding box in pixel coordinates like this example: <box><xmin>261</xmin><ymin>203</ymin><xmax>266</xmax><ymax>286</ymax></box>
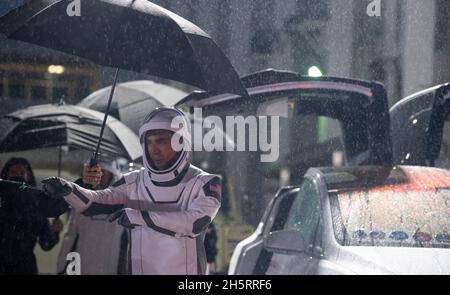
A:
<box><xmin>250</xmin><ymin>0</ymin><xmax>276</xmax><ymax>55</ymax></box>
<box><xmin>435</xmin><ymin>0</ymin><xmax>450</xmax><ymax>51</ymax></box>
<box><xmin>9</xmin><ymin>84</ymin><xmax>25</xmax><ymax>99</ymax></box>
<box><xmin>31</xmin><ymin>86</ymin><xmax>46</xmax><ymax>101</ymax></box>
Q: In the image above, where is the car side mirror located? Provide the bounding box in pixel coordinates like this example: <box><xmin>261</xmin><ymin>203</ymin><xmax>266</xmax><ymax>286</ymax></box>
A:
<box><xmin>263</xmin><ymin>229</ymin><xmax>306</xmax><ymax>255</ymax></box>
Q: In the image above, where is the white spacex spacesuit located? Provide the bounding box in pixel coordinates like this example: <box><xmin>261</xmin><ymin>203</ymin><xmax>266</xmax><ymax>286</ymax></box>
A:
<box><xmin>61</xmin><ymin>108</ymin><xmax>221</xmax><ymax>275</ymax></box>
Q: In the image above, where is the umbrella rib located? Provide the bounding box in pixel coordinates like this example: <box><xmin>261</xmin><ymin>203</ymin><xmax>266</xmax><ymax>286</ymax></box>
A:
<box><xmin>1</xmin><ymin>0</ymin><xmax>63</xmax><ymax>36</ymax></box>
<box><xmin>2</xmin><ymin>103</ymin><xmax>139</xmax><ymax>160</ymax></box>
<box><xmin>22</xmin><ymin>124</ymin><xmax>66</xmax><ymax>134</ymax></box>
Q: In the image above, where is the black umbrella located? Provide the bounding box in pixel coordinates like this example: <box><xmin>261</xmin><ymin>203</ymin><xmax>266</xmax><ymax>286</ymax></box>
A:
<box><xmin>0</xmin><ymin>0</ymin><xmax>247</xmax><ymax>168</ymax></box>
<box><xmin>78</xmin><ymin>80</ymin><xmax>190</xmax><ymax>134</ymax></box>
<box><xmin>0</xmin><ymin>0</ymin><xmax>247</xmax><ymax>97</ymax></box>
<box><xmin>0</xmin><ymin>103</ymin><xmax>142</xmax><ymax>162</ymax></box>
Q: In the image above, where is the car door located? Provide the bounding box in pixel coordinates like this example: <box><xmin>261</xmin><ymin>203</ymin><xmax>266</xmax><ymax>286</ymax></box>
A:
<box><xmin>229</xmin><ymin>186</ymin><xmax>296</xmax><ymax>275</ymax></box>
<box><xmin>258</xmin><ymin>177</ymin><xmax>322</xmax><ymax>275</ymax></box>
<box><xmin>390</xmin><ymin>83</ymin><xmax>450</xmax><ymax>168</ymax></box>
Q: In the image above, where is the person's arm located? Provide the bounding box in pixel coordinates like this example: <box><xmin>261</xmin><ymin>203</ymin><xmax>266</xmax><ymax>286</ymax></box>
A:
<box><xmin>42</xmin><ymin>174</ymin><xmax>134</xmax><ymax>216</ymax></box>
<box><xmin>37</xmin><ymin>217</ymin><xmax>60</xmax><ymax>251</ymax></box>
<box><xmin>110</xmin><ymin>175</ymin><xmax>221</xmax><ymax>238</ymax></box>
<box><xmin>69</xmin><ymin>182</ymin><xmax>127</xmax><ymax>216</ymax></box>
<box><xmin>35</xmin><ymin>191</ymin><xmax>69</xmax><ymax>218</ymax></box>
<box><xmin>0</xmin><ymin>179</ymin><xmax>68</xmax><ymax>217</ymax></box>
<box><xmin>0</xmin><ymin>178</ymin><xmax>22</xmax><ymax>193</ymax></box>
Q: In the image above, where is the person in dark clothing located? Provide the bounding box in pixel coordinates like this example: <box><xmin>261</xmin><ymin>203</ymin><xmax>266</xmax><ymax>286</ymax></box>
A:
<box><xmin>0</xmin><ymin>157</ymin><xmax>67</xmax><ymax>275</ymax></box>
<box><xmin>204</xmin><ymin>222</ymin><xmax>218</xmax><ymax>274</ymax></box>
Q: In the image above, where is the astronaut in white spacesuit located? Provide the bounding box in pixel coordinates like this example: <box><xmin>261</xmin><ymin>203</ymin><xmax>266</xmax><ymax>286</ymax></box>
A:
<box><xmin>42</xmin><ymin>107</ymin><xmax>222</xmax><ymax>275</ymax></box>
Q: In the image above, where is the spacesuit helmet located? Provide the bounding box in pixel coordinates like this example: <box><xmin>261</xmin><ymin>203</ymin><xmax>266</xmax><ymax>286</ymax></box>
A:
<box><xmin>138</xmin><ymin>107</ymin><xmax>191</xmax><ymax>182</ymax></box>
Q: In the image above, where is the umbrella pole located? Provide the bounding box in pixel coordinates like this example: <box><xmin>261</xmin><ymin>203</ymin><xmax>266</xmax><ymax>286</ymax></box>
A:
<box><xmin>89</xmin><ymin>68</ymin><xmax>120</xmax><ymax>166</ymax></box>
<box><xmin>58</xmin><ymin>145</ymin><xmax>62</xmax><ymax>177</ymax></box>
<box><xmin>55</xmin><ymin>145</ymin><xmax>63</xmax><ymax>221</ymax></box>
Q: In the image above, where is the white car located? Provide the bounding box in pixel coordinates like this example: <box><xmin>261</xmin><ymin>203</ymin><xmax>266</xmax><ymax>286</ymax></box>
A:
<box><xmin>229</xmin><ymin>165</ymin><xmax>450</xmax><ymax>275</ymax></box>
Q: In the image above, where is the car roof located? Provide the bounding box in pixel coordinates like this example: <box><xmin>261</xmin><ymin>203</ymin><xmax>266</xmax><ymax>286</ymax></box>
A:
<box><xmin>312</xmin><ymin>165</ymin><xmax>450</xmax><ymax>192</ymax></box>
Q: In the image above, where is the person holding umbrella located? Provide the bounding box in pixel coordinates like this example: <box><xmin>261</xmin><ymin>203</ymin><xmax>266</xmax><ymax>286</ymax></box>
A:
<box><xmin>42</xmin><ymin>107</ymin><xmax>222</xmax><ymax>275</ymax></box>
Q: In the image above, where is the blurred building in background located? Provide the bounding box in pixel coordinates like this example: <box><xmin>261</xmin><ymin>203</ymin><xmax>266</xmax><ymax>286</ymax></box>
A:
<box><xmin>1</xmin><ymin>0</ymin><xmax>449</xmax><ymax>109</ymax></box>
<box><xmin>153</xmin><ymin>0</ymin><xmax>449</xmax><ymax>106</ymax></box>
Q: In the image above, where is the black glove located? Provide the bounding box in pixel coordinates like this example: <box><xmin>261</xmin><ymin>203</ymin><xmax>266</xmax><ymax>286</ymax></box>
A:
<box><xmin>108</xmin><ymin>209</ymin><xmax>138</xmax><ymax>229</ymax></box>
<box><xmin>42</xmin><ymin>177</ymin><xmax>73</xmax><ymax>199</ymax></box>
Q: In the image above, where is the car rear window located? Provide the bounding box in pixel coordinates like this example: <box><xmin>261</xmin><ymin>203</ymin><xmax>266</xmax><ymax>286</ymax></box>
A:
<box><xmin>327</xmin><ymin>166</ymin><xmax>450</xmax><ymax>248</ymax></box>
<box><xmin>330</xmin><ymin>168</ymin><xmax>450</xmax><ymax>248</ymax></box>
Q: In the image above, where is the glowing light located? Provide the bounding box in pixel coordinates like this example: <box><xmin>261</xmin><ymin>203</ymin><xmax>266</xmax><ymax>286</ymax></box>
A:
<box><xmin>308</xmin><ymin>66</ymin><xmax>323</xmax><ymax>77</ymax></box>
<box><xmin>48</xmin><ymin>65</ymin><xmax>65</xmax><ymax>74</ymax></box>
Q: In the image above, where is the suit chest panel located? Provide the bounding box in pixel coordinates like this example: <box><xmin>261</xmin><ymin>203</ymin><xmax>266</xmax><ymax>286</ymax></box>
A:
<box><xmin>128</xmin><ymin>174</ymin><xmax>188</xmax><ymax>211</ymax></box>
<box><xmin>126</xmin><ymin>169</ymin><xmax>202</xmax><ymax>211</ymax></box>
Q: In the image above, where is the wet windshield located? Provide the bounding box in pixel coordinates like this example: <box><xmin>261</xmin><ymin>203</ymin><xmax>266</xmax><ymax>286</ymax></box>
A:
<box><xmin>330</xmin><ymin>168</ymin><xmax>450</xmax><ymax>248</ymax></box>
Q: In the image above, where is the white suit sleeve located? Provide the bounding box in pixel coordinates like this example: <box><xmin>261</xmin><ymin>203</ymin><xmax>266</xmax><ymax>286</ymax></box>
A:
<box><xmin>128</xmin><ymin>175</ymin><xmax>221</xmax><ymax>237</ymax></box>
<box><xmin>63</xmin><ymin>177</ymin><xmax>130</xmax><ymax>216</ymax></box>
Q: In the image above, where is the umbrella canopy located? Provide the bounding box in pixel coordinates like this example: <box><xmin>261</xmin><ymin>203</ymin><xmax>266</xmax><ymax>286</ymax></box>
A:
<box><xmin>78</xmin><ymin>80</ymin><xmax>190</xmax><ymax>134</ymax></box>
<box><xmin>0</xmin><ymin>104</ymin><xmax>141</xmax><ymax>161</ymax></box>
<box><xmin>0</xmin><ymin>0</ymin><xmax>248</xmax><ymax>97</ymax></box>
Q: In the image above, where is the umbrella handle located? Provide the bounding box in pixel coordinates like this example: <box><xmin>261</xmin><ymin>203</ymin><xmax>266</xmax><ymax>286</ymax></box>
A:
<box><xmin>84</xmin><ymin>153</ymin><xmax>99</xmax><ymax>190</ymax></box>
<box><xmin>87</xmin><ymin>153</ymin><xmax>99</xmax><ymax>168</ymax></box>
